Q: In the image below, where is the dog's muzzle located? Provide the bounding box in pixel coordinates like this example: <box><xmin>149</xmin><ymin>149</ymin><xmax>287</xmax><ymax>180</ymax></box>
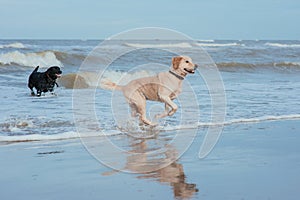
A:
<box><xmin>56</xmin><ymin>72</ymin><xmax>62</xmax><ymax>78</ymax></box>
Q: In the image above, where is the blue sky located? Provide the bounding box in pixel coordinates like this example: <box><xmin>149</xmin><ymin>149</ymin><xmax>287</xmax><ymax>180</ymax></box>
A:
<box><xmin>1</xmin><ymin>0</ymin><xmax>299</xmax><ymax>39</ymax></box>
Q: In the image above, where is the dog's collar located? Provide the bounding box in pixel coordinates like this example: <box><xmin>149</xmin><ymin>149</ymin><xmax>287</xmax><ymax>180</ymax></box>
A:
<box><xmin>169</xmin><ymin>70</ymin><xmax>184</xmax><ymax>80</ymax></box>
<box><xmin>46</xmin><ymin>73</ymin><xmax>55</xmax><ymax>81</ymax></box>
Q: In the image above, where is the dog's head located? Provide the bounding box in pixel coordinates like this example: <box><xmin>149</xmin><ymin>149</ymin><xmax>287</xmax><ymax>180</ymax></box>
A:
<box><xmin>46</xmin><ymin>66</ymin><xmax>62</xmax><ymax>80</ymax></box>
<box><xmin>172</xmin><ymin>56</ymin><xmax>198</xmax><ymax>76</ymax></box>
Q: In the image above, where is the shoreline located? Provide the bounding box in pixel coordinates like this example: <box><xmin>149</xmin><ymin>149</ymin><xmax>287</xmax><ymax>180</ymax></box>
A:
<box><xmin>1</xmin><ymin>117</ymin><xmax>300</xmax><ymax>145</ymax></box>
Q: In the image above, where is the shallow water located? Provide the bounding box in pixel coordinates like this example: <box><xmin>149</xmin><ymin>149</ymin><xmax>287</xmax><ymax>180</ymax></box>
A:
<box><xmin>0</xmin><ymin>39</ymin><xmax>300</xmax><ymax>142</ymax></box>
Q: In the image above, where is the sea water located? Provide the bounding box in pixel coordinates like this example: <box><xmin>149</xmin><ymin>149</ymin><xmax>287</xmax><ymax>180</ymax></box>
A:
<box><xmin>0</xmin><ymin>39</ymin><xmax>300</xmax><ymax>142</ymax></box>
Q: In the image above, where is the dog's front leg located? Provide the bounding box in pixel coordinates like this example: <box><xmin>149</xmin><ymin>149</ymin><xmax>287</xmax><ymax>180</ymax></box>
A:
<box><xmin>155</xmin><ymin>103</ymin><xmax>169</xmax><ymax>119</ymax></box>
<box><xmin>49</xmin><ymin>88</ymin><xmax>57</xmax><ymax>96</ymax></box>
<box><xmin>36</xmin><ymin>90</ymin><xmax>42</xmax><ymax>97</ymax></box>
<box><xmin>159</xmin><ymin>96</ymin><xmax>178</xmax><ymax>116</ymax></box>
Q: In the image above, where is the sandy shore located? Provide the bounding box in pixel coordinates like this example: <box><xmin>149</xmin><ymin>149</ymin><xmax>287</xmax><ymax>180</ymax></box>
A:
<box><xmin>1</xmin><ymin>120</ymin><xmax>300</xmax><ymax>200</ymax></box>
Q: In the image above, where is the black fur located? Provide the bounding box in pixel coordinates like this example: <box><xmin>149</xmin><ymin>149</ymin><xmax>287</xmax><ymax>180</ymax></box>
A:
<box><xmin>28</xmin><ymin>66</ymin><xmax>62</xmax><ymax>96</ymax></box>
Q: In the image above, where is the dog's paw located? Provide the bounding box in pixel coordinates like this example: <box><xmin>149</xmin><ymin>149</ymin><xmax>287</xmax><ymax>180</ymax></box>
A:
<box><xmin>148</xmin><ymin>122</ymin><xmax>158</xmax><ymax>127</ymax></box>
<box><xmin>140</xmin><ymin>119</ymin><xmax>158</xmax><ymax>127</ymax></box>
<box><xmin>139</xmin><ymin>123</ymin><xmax>158</xmax><ymax>131</ymax></box>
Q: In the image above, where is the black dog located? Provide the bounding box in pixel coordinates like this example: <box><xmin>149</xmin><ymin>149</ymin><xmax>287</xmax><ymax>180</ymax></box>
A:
<box><xmin>28</xmin><ymin>66</ymin><xmax>62</xmax><ymax>96</ymax></box>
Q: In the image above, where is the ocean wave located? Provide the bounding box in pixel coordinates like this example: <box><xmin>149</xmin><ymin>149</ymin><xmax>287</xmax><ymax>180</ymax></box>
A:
<box><xmin>58</xmin><ymin>70</ymin><xmax>156</xmax><ymax>89</ymax></box>
<box><xmin>123</xmin><ymin>42</ymin><xmax>193</xmax><ymax>48</ymax></box>
<box><xmin>123</xmin><ymin>42</ymin><xmax>242</xmax><ymax>48</ymax></box>
<box><xmin>0</xmin><ymin>42</ymin><xmax>26</xmax><ymax>49</ymax></box>
<box><xmin>217</xmin><ymin>62</ymin><xmax>256</xmax><ymax>68</ymax></box>
<box><xmin>197</xmin><ymin>39</ymin><xmax>215</xmax><ymax>43</ymax></box>
<box><xmin>272</xmin><ymin>62</ymin><xmax>300</xmax><ymax>67</ymax></box>
<box><xmin>265</xmin><ymin>42</ymin><xmax>300</xmax><ymax>48</ymax></box>
<box><xmin>216</xmin><ymin>62</ymin><xmax>300</xmax><ymax>68</ymax></box>
<box><xmin>57</xmin><ymin>73</ymin><xmax>92</xmax><ymax>89</ymax></box>
<box><xmin>0</xmin><ymin>50</ymin><xmax>62</xmax><ymax>67</ymax></box>
<box><xmin>53</xmin><ymin>51</ymin><xmax>85</xmax><ymax>65</ymax></box>
<box><xmin>101</xmin><ymin>70</ymin><xmax>156</xmax><ymax>85</ymax></box>
<box><xmin>58</xmin><ymin>60</ymin><xmax>300</xmax><ymax>89</ymax></box>
<box><xmin>197</xmin><ymin>42</ymin><xmax>243</xmax><ymax>47</ymax></box>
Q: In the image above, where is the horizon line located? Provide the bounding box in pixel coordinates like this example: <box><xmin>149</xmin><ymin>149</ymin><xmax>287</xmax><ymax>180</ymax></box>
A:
<box><xmin>0</xmin><ymin>38</ymin><xmax>299</xmax><ymax>41</ymax></box>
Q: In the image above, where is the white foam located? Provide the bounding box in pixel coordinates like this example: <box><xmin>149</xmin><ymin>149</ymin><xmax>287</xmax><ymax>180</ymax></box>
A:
<box><xmin>123</xmin><ymin>42</ymin><xmax>193</xmax><ymax>48</ymax></box>
<box><xmin>200</xmin><ymin>114</ymin><xmax>300</xmax><ymax>127</ymax></box>
<box><xmin>0</xmin><ymin>132</ymin><xmax>79</xmax><ymax>142</ymax></box>
<box><xmin>273</xmin><ymin>62</ymin><xmax>300</xmax><ymax>67</ymax></box>
<box><xmin>197</xmin><ymin>39</ymin><xmax>215</xmax><ymax>43</ymax></box>
<box><xmin>0</xmin><ymin>42</ymin><xmax>26</xmax><ymax>49</ymax></box>
<box><xmin>60</xmin><ymin>70</ymin><xmax>156</xmax><ymax>89</ymax></box>
<box><xmin>225</xmin><ymin>114</ymin><xmax>300</xmax><ymax>125</ymax></box>
<box><xmin>1</xmin><ymin>114</ymin><xmax>299</xmax><ymax>143</ymax></box>
<box><xmin>83</xmin><ymin>70</ymin><xmax>153</xmax><ymax>88</ymax></box>
<box><xmin>0</xmin><ymin>130</ymin><xmax>122</xmax><ymax>143</ymax></box>
<box><xmin>0</xmin><ymin>51</ymin><xmax>62</xmax><ymax>67</ymax></box>
<box><xmin>265</xmin><ymin>42</ymin><xmax>300</xmax><ymax>48</ymax></box>
<box><xmin>4</xmin><ymin>119</ymin><xmax>34</xmax><ymax>132</ymax></box>
<box><xmin>196</xmin><ymin>42</ymin><xmax>243</xmax><ymax>47</ymax></box>
<box><xmin>162</xmin><ymin>114</ymin><xmax>300</xmax><ymax>131</ymax></box>
<box><xmin>101</xmin><ymin>70</ymin><xmax>156</xmax><ymax>86</ymax></box>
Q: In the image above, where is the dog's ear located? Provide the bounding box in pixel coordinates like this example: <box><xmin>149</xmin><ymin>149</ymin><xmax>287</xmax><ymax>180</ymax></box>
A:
<box><xmin>172</xmin><ymin>56</ymin><xmax>182</xmax><ymax>70</ymax></box>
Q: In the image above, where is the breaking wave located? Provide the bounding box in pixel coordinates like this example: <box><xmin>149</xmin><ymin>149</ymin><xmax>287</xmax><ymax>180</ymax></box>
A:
<box><xmin>58</xmin><ymin>70</ymin><xmax>156</xmax><ymax>89</ymax></box>
<box><xmin>122</xmin><ymin>42</ymin><xmax>243</xmax><ymax>48</ymax></box>
<box><xmin>265</xmin><ymin>42</ymin><xmax>300</xmax><ymax>48</ymax></box>
<box><xmin>0</xmin><ymin>51</ymin><xmax>62</xmax><ymax>67</ymax></box>
<box><xmin>197</xmin><ymin>42</ymin><xmax>243</xmax><ymax>47</ymax></box>
<box><xmin>53</xmin><ymin>51</ymin><xmax>85</xmax><ymax>66</ymax></box>
<box><xmin>197</xmin><ymin>39</ymin><xmax>215</xmax><ymax>43</ymax></box>
<box><xmin>0</xmin><ymin>42</ymin><xmax>26</xmax><ymax>49</ymax></box>
<box><xmin>123</xmin><ymin>42</ymin><xmax>193</xmax><ymax>48</ymax></box>
<box><xmin>216</xmin><ymin>62</ymin><xmax>300</xmax><ymax>68</ymax></box>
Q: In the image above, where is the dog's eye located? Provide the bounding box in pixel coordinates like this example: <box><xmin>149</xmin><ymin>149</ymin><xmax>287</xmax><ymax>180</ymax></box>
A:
<box><xmin>185</xmin><ymin>60</ymin><xmax>189</xmax><ymax>63</ymax></box>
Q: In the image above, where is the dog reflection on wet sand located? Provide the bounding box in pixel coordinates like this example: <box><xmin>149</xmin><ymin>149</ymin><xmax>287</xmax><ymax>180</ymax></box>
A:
<box><xmin>103</xmin><ymin>139</ymin><xmax>198</xmax><ymax>199</ymax></box>
<box><xmin>137</xmin><ymin>161</ymin><xmax>198</xmax><ymax>198</ymax></box>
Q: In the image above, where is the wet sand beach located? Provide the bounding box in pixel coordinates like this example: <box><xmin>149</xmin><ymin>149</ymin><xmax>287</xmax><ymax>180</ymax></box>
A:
<box><xmin>1</xmin><ymin>120</ymin><xmax>299</xmax><ymax>200</ymax></box>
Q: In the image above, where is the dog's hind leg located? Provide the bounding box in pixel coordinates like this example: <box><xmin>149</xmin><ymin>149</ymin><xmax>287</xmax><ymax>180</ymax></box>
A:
<box><xmin>140</xmin><ymin>112</ymin><xmax>153</xmax><ymax>126</ymax></box>
<box><xmin>135</xmin><ymin>100</ymin><xmax>156</xmax><ymax>126</ymax></box>
<box><xmin>129</xmin><ymin>103</ymin><xmax>138</xmax><ymax>118</ymax></box>
<box><xmin>30</xmin><ymin>89</ymin><xmax>35</xmax><ymax>96</ymax></box>
<box><xmin>126</xmin><ymin>91</ymin><xmax>156</xmax><ymax>126</ymax></box>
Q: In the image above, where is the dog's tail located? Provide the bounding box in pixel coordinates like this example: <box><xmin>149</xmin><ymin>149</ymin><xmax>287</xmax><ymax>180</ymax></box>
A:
<box><xmin>101</xmin><ymin>80</ymin><xmax>123</xmax><ymax>91</ymax></box>
<box><xmin>32</xmin><ymin>66</ymin><xmax>39</xmax><ymax>73</ymax></box>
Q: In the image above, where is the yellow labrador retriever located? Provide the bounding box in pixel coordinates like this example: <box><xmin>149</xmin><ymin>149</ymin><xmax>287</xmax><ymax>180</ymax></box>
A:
<box><xmin>103</xmin><ymin>56</ymin><xmax>198</xmax><ymax>126</ymax></box>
